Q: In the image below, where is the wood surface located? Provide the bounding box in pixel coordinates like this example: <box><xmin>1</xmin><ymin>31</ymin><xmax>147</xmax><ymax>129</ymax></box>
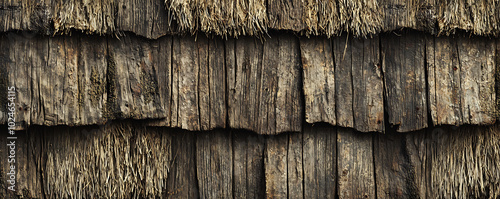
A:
<box><xmin>0</xmin><ymin>31</ymin><xmax>497</xmax><ymax>133</ymax></box>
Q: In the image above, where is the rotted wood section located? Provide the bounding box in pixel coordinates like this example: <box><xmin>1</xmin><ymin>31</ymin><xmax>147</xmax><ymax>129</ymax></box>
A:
<box><xmin>0</xmin><ymin>31</ymin><xmax>497</xmax><ymax>133</ymax></box>
<box><xmin>0</xmin><ymin>122</ymin><xmax>499</xmax><ymax>198</ymax></box>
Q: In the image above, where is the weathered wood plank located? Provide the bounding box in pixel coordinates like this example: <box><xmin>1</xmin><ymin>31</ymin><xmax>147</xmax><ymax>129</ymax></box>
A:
<box><xmin>14</xmin><ymin>130</ymin><xmax>43</xmax><ymax>198</ymax></box>
<box><xmin>287</xmin><ymin>132</ymin><xmax>304</xmax><ymax>199</ymax></box>
<box><xmin>264</xmin><ymin>134</ymin><xmax>288</xmax><ymax>198</ymax></box>
<box><xmin>303</xmin><ymin>123</ymin><xmax>336</xmax><ymax>199</ymax></box>
<box><xmin>456</xmin><ymin>36</ymin><xmax>496</xmax><ymax>124</ymax></box>
<box><xmin>108</xmin><ymin>35</ymin><xmax>165</xmax><ymax>121</ymax></box>
<box><xmin>331</xmin><ymin>35</ymin><xmax>384</xmax><ymax>132</ymax></box>
<box><xmin>167</xmin><ymin>130</ymin><xmax>199</xmax><ymax>198</ymax></box>
<box><xmin>232</xmin><ymin>130</ymin><xmax>266</xmax><ymax>198</ymax></box>
<box><xmin>332</xmin><ymin>35</ymin><xmax>354</xmax><ymax>128</ymax></box>
<box><xmin>427</xmin><ymin>35</ymin><xmax>496</xmax><ymax>126</ymax></box>
<box><xmin>382</xmin><ymin>31</ymin><xmax>428</xmax><ymax>132</ymax></box>
<box><xmin>337</xmin><ymin>128</ymin><xmax>375</xmax><ymax>199</ymax></box>
<box><xmin>196</xmin><ymin>130</ymin><xmax>233</xmax><ymax>199</ymax></box>
<box><xmin>78</xmin><ymin>35</ymin><xmax>108</xmax><ymax>125</ymax></box>
<box><xmin>205</xmin><ymin>37</ymin><xmax>227</xmax><ymax>129</ymax></box>
<box><xmin>276</xmin><ymin>34</ymin><xmax>303</xmax><ymax>133</ymax></box>
<box><xmin>405</xmin><ymin>129</ymin><xmax>433</xmax><ymax>198</ymax></box>
<box><xmin>374</xmin><ymin>129</ymin><xmax>425</xmax><ymax>198</ymax></box>
<box><xmin>144</xmin><ymin>36</ymin><xmax>173</xmax><ymax>127</ymax></box>
<box><xmin>228</xmin><ymin>35</ymin><xmax>302</xmax><ymax>134</ymax></box>
<box><xmin>300</xmin><ymin>36</ymin><xmax>336</xmax><ymax>125</ymax></box>
<box><xmin>170</xmin><ymin>35</ymin><xmax>201</xmax><ymax>130</ymax></box>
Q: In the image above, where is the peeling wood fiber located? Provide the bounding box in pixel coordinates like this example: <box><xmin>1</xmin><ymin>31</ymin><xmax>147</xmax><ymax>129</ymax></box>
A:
<box><xmin>0</xmin><ymin>30</ymin><xmax>497</xmax><ymax>133</ymax></box>
<box><xmin>2</xmin><ymin>0</ymin><xmax>500</xmax><ymax>38</ymax></box>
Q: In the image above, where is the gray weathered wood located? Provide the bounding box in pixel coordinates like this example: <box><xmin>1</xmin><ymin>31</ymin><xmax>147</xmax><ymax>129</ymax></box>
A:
<box><xmin>332</xmin><ymin>35</ymin><xmax>354</xmax><ymax>128</ymax></box>
<box><xmin>374</xmin><ymin>129</ymin><xmax>426</xmax><ymax>198</ymax></box>
<box><xmin>170</xmin><ymin>35</ymin><xmax>201</xmax><ymax>130</ymax></box>
<box><xmin>337</xmin><ymin>128</ymin><xmax>375</xmax><ymax>199</ymax></box>
<box><xmin>264</xmin><ymin>134</ymin><xmax>289</xmax><ymax>198</ymax></box>
<box><xmin>108</xmin><ymin>35</ymin><xmax>165</xmax><ymax>121</ymax></box>
<box><xmin>382</xmin><ymin>32</ymin><xmax>428</xmax><ymax>132</ymax></box>
<box><xmin>227</xmin><ymin>35</ymin><xmax>302</xmax><ymax>134</ymax></box>
<box><xmin>303</xmin><ymin>123</ymin><xmax>336</xmax><ymax>199</ymax></box>
<box><xmin>232</xmin><ymin>130</ymin><xmax>266</xmax><ymax>198</ymax></box>
<box><xmin>166</xmin><ymin>130</ymin><xmax>198</xmax><ymax>198</ymax></box>
<box><xmin>287</xmin><ymin>131</ymin><xmax>304</xmax><ymax>199</ymax></box>
<box><xmin>196</xmin><ymin>130</ymin><xmax>233</xmax><ymax>199</ymax></box>
<box><xmin>426</xmin><ymin>35</ymin><xmax>496</xmax><ymax>126</ymax></box>
<box><xmin>300</xmin><ymin>36</ymin><xmax>336</xmax><ymax>125</ymax></box>
<box><xmin>350</xmin><ymin>36</ymin><xmax>384</xmax><ymax>132</ymax></box>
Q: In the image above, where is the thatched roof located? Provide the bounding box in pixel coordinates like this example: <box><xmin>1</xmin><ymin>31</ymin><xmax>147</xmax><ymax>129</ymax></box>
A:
<box><xmin>1</xmin><ymin>0</ymin><xmax>500</xmax><ymax>38</ymax></box>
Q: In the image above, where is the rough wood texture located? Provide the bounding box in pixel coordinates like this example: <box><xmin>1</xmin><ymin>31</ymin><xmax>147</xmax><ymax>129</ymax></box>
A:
<box><xmin>196</xmin><ymin>130</ymin><xmax>233</xmax><ymax>199</ymax></box>
<box><xmin>303</xmin><ymin>123</ymin><xmax>336</xmax><ymax>199</ymax></box>
<box><xmin>426</xmin><ymin>34</ymin><xmax>496</xmax><ymax>126</ymax></box>
<box><xmin>227</xmin><ymin>34</ymin><xmax>302</xmax><ymax>134</ymax></box>
<box><xmin>382</xmin><ymin>31</ymin><xmax>428</xmax><ymax>132</ymax></box>
<box><xmin>108</xmin><ymin>35</ymin><xmax>166</xmax><ymax>121</ymax></box>
<box><xmin>337</xmin><ymin>128</ymin><xmax>375</xmax><ymax>199</ymax></box>
<box><xmin>374</xmin><ymin>129</ymin><xmax>426</xmax><ymax>198</ymax></box>
<box><xmin>300</xmin><ymin>36</ymin><xmax>336</xmax><ymax>125</ymax></box>
<box><xmin>264</xmin><ymin>135</ymin><xmax>289</xmax><ymax>198</ymax></box>
<box><xmin>232</xmin><ymin>130</ymin><xmax>266</xmax><ymax>199</ymax></box>
<box><xmin>1</xmin><ymin>31</ymin><xmax>499</xmax><ymax>134</ymax></box>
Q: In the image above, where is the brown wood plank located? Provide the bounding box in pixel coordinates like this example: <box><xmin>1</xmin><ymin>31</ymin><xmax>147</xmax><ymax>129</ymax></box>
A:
<box><xmin>287</xmin><ymin>132</ymin><xmax>304</xmax><ymax>199</ymax></box>
<box><xmin>78</xmin><ymin>35</ymin><xmax>108</xmax><ymax>125</ymax></box>
<box><xmin>382</xmin><ymin>31</ymin><xmax>428</xmax><ymax>132</ymax></box>
<box><xmin>427</xmin><ymin>35</ymin><xmax>496</xmax><ymax>126</ymax></box>
<box><xmin>300</xmin><ymin>36</ymin><xmax>336</xmax><ymax>126</ymax></box>
<box><xmin>351</xmin><ymin>36</ymin><xmax>384</xmax><ymax>132</ymax></box>
<box><xmin>303</xmin><ymin>123</ymin><xmax>336</xmax><ymax>199</ymax></box>
<box><xmin>232</xmin><ymin>130</ymin><xmax>266</xmax><ymax>198</ymax></box>
<box><xmin>337</xmin><ymin>128</ymin><xmax>375</xmax><ymax>199</ymax></box>
<box><xmin>14</xmin><ymin>130</ymin><xmax>43</xmax><ymax>198</ymax></box>
<box><xmin>332</xmin><ymin>35</ymin><xmax>354</xmax><ymax>128</ymax></box>
<box><xmin>264</xmin><ymin>134</ymin><xmax>288</xmax><ymax>198</ymax></box>
<box><xmin>196</xmin><ymin>36</ymin><xmax>227</xmax><ymax>130</ymax></box>
<box><xmin>108</xmin><ymin>35</ymin><xmax>165</xmax><ymax>121</ymax></box>
<box><xmin>170</xmin><ymin>35</ymin><xmax>201</xmax><ymax>130</ymax></box>
<box><xmin>275</xmin><ymin>34</ymin><xmax>303</xmax><ymax>133</ymax></box>
<box><xmin>145</xmin><ymin>36</ymin><xmax>173</xmax><ymax>127</ymax></box>
<box><xmin>456</xmin><ymin>36</ymin><xmax>496</xmax><ymax>124</ymax></box>
<box><xmin>228</xmin><ymin>34</ymin><xmax>301</xmax><ymax>134</ymax></box>
<box><xmin>374</xmin><ymin>129</ymin><xmax>427</xmax><ymax>198</ymax></box>
<box><xmin>196</xmin><ymin>130</ymin><xmax>233</xmax><ymax>199</ymax></box>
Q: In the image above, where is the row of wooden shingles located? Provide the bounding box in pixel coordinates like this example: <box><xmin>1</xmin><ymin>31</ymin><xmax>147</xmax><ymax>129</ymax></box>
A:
<box><xmin>0</xmin><ymin>32</ymin><xmax>496</xmax><ymax>133</ymax></box>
